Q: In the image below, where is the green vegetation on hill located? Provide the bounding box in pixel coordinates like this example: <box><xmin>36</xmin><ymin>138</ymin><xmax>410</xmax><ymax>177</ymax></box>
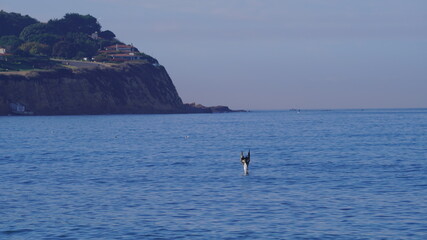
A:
<box><xmin>0</xmin><ymin>11</ymin><xmax>131</xmax><ymax>63</ymax></box>
<box><xmin>0</xmin><ymin>11</ymin><xmax>38</xmax><ymax>36</ymax></box>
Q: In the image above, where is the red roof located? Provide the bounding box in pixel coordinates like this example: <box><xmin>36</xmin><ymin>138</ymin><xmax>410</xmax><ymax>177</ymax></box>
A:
<box><xmin>109</xmin><ymin>53</ymin><xmax>134</xmax><ymax>57</ymax></box>
<box><xmin>106</xmin><ymin>44</ymin><xmax>134</xmax><ymax>49</ymax></box>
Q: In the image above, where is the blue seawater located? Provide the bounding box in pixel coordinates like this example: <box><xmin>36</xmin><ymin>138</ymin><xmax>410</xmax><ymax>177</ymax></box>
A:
<box><xmin>1</xmin><ymin>109</ymin><xmax>427</xmax><ymax>239</ymax></box>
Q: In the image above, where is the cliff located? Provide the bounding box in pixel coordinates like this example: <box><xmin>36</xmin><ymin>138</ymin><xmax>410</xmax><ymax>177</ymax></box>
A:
<box><xmin>0</xmin><ymin>62</ymin><xmax>242</xmax><ymax>115</ymax></box>
<box><xmin>0</xmin><ymin>62</ymin><xmax>187</xmax><ymax>115</ymax></box>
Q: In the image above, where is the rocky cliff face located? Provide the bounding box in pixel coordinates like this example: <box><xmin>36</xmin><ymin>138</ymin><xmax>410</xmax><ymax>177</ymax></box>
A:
<box><xmin>0</xmin><ymin>62</ymin><xmax>187</xmax><ymax>115</ymax></box>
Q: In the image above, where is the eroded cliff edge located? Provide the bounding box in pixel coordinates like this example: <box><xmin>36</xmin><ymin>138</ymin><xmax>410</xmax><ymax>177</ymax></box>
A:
<box><xmin>0</xmin><ymin>62</ymin><xmax>237</xmax><ymax>115</ymax></box>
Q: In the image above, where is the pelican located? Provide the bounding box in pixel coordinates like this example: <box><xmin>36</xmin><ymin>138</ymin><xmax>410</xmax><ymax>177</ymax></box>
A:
<box><xmin>240</xmin><ymin>150</ymin><xmax>250</xmax><ymax>175</ymax></box>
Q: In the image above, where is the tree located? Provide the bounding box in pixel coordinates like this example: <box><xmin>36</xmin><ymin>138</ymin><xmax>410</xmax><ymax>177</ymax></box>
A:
<box><xmin>0</xmin><ymin>35</ymin><xmax>24</xmax><ymax>53</ymax></box>
<box><xmin>19</xmin><ymin>23</ymin><xmax>62</xmax><ymax>46</ymax></box>
<box><xmin>99</xmin><ymin>30</ymin><xmax>116</xmax><ymax>40</ymax></box>
<box><xmin>20</xmin><ymin>23</ymin><xmax>51</xmax><ymax>40</ymax></box>
<box><xmin>48</xmin><ymin>13</ymin><xmax>101</xmax><ymax>35</ymax></box>
<box><xmin>32</xmin><ymin>34</ymin><xmax>62</xmax><ymax>46</ymax></box>
<box><xmin>52</xmin><ymin>41</ymin><xmax>77</xmax><ymax>59</ymax></box>
<box><xmin>19</xmin><ymin>42</ymin><xmax>51</xmax><ymax>56</ymax></box>
<box><xmin>0</xmin><ymin>10</ymin><xmax>38</xmax><ymax>37</ymax></box>
<box><xmin>65</xmin><ymin>32</ymin><xmax>98</xmax><ymax>58</ymax></box>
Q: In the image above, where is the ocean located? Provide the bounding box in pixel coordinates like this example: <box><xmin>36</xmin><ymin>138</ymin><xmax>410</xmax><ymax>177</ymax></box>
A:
<box><xmin>1</xmin><ymin>109</ymin><xmax>426</xmax><ymax>239</ymax></box>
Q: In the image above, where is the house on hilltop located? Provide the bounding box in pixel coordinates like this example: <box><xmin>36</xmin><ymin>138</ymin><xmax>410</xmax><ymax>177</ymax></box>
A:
<box><xmin>96</xmin><ymin>44</ymin><xmax>146</xmax><ymax>62</ymax></box>
<box><xmin>95</xmin><ymin>43</ymin><xmax>157</xmax><ymax>62</ymax></box>
<box><xmin>0</xmin><ymin>47</ymin><xmax>12</xmax><ymax>61</ymax></box>
<box><xmin>105</xmin><ymin>44</ymin><xmax>138</xmax><ymax>53</ymax></box>
<box><xmin>109</xmin><ymin>53</ymin><xmax>146</xmax><ymax>61</ymax></box>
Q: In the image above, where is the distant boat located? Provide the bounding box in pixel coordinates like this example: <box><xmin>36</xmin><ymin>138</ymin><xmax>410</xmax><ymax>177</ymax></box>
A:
<box><xmin>9</xmin><ymin>102</ymin><xmax>34</xmax><ymax>115</ymax></box>
<box><xmin>290</xmin><ymin>108</ymin><xmax>301</xmax><ymax>113</ymax></box>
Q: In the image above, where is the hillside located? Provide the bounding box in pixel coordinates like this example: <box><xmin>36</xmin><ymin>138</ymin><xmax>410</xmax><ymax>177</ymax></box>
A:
<box><xmin>0</xmin><ymin>61</ymin><xmax>239</xmax><ymax>115</ymax></box>
<box><xmin>0</xmin><ymin>11</ymin><xmax>241</xmax><ymax>115</ymax></box>
<box><xmin>0</xmin><ymin>11</ymin><xmax>125</xmax><ymax>61</ymax></box>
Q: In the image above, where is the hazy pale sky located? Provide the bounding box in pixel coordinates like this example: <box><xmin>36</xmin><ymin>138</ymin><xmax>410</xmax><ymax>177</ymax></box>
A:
<box><xmin>2</xmin><ymin>0</ymin><xmax>427</xmax><ymax>110</ymax></box>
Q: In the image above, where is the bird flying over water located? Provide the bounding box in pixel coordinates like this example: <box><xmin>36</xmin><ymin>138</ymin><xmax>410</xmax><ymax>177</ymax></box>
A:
<box><xmin>240</xmin><ymin>150</ymin><xmax>250</xmax><ymax>175</ymax></box>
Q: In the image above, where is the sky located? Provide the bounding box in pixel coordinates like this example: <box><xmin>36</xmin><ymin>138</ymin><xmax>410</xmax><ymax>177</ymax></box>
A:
<box><xmin>2</xmin><ymin>0</ymin><xmax>427</xmax><ymax>110</ymax></box>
